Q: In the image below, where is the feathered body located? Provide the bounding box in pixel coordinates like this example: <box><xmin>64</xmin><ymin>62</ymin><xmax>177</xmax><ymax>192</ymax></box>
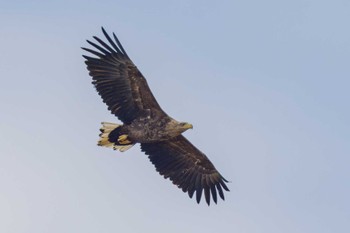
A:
<box><xmin>82</xmin><ymin>28</ymin><xmax>229</xmax><ymax>205</ymax></box>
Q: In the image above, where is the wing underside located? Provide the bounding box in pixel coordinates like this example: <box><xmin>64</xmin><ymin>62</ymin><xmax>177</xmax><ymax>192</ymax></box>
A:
<box><xmin>82</xmin><ymin>27</ymin><xmax>165</xmax><ymax>123</ymax></box>
<box><xmin>141</xmin><ymin>135</ymin><xmax>229</xmax><ymax>205</ymax></box>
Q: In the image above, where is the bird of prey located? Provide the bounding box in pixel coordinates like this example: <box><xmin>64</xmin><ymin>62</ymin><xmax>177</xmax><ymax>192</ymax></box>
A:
<box><xmin>82</xmin><ymin>27</ymin><xmax>229</xmax><ymax>205</ymax></box>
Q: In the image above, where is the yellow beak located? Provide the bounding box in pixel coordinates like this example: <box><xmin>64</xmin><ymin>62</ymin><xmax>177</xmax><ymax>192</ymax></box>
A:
<box><xmin>183</xmin><ymin>123</ymin><xmax>193</xmax><ymax>129</ymax></box>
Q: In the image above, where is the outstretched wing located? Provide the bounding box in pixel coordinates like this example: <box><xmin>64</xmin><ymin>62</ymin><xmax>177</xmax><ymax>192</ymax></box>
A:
<box><xmin>141</xmin><ymin>135</ymin><xmax>229</xmax><ymax>205</ymax></box>
<box><xmin>82</xmin><ymin>27</ymin><xmax>165</xmax><ymax>124</ymax></box>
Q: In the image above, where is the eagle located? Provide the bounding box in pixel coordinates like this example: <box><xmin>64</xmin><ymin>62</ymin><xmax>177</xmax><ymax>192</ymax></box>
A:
<box><xmin>82</xmin><ymin>28</ymin><xmax>229</xmax><ymax>205</ymax></box>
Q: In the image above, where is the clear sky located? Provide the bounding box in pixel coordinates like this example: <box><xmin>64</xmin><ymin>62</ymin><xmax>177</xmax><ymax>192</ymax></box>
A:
<box><xmin>1</xmin><ymin>1</ymin><xmax>349</xmax><ymax>232</ymax></box>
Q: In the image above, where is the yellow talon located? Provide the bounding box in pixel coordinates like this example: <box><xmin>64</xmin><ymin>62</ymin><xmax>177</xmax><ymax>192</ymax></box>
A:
<box><xmin>120</xmin><ymin>139</ymin><xmax>132</xmax><ymax>144</ymax></box>
<box><xmin>118</xmin><ymin>135</ymin><xmax>132</xmax><ymax>144</ymax></box>
<box><xmin>118</xmin><ymin>135</ymin><xmax>128</xmax><ymax>141</ymax></box>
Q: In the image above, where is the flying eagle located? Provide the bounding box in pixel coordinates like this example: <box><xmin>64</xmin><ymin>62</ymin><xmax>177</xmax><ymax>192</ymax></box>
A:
<box><xmin>82</xmin><ymin>28</ymin><xmax>229</xmax><ymax>205</ymax></box>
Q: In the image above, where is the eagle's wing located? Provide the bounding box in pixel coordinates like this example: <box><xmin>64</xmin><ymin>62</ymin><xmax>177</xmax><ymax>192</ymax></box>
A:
<box><xmin>141</xmin><ymin>135</ymin><xmax>229</xmax><ymax>205</ymax></box>
<box><xmin>82</xmin><ymin>27</ymin><xmax>165</xmax><ymax>124</ymax></box>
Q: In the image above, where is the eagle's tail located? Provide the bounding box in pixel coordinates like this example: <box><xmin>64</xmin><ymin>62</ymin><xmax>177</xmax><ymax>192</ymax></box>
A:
<box><xmin>98</xmin><ymin>122</ymin><xmax>135</xmax><ymax>152</ymax></box>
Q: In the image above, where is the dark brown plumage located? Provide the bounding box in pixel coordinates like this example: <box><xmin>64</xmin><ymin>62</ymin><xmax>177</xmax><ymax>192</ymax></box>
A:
<box><xmin>82</xmin><ymin>27</ymin><xmax>229</xmax><ymax>205</ymax></box>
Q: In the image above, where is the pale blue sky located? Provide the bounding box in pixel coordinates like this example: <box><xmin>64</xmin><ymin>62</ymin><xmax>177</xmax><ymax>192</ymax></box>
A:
<box><xmin>0</xmin><ymin>1</ymin><xmax>349</xmax><ymax>233</ymax></box>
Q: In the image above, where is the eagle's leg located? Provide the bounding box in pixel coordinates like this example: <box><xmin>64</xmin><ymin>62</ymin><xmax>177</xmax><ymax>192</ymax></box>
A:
<box><xmin>118</xmin><ymin>134</ymin><xmax>132</xmax><ymax>144</ymax></box>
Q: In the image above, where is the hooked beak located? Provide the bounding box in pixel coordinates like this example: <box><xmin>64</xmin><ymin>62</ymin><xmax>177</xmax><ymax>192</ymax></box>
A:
<box><xmin>183</xmin><ymin>123</ymin><xmax>193</xmax><ymax>129</ymax></box>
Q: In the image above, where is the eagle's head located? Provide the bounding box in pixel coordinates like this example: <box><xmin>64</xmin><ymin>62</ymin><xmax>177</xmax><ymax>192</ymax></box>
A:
<box><xmin>165</xmin><ymin>120</ymin><xmax>193</xmax><ymax>137</ymax></box>
<box><xmin>178</xmin><ymin>122</ymin><xmax>193</xmax><ymax>131</ymax></box>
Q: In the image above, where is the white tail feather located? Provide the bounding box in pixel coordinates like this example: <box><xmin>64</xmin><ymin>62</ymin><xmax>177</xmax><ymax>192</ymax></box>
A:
<box><xmin>98</xmin><ymin>122</ymin><xmax>134</xmax><ymax>152</ymax></box>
